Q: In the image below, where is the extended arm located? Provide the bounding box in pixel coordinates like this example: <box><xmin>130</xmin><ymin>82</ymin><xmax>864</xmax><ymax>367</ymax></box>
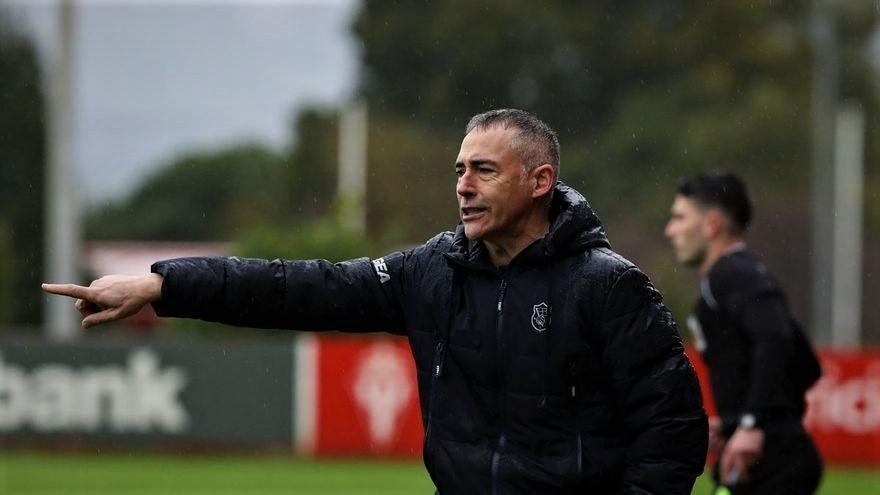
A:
<box><xmin>150</xmin><ymin>256</ymin><xmax>405</xmax><ymax>332</ymax></box>
<box><xmin>43</xmin><ymin>253</ymin><xmax>407</xmax><ymax>333</ymax></box>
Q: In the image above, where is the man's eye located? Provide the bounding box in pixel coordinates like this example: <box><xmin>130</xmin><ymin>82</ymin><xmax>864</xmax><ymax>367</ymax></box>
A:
<box><xmin>479</xmin><ymin>168</ymin><xmax>492</xmax><ymax>174</ymax></box>
<box><xmin>455</xmin><ymin>169</ymin><xmax>464</xmax><ymax>177</ymax></box>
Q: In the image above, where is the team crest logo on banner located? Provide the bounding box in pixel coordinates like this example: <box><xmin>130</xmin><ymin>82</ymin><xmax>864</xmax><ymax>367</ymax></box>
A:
<box><xmin>531</xmin><ymin>302</ymin><xmax>550</xmax><ymax>333</ymax></box>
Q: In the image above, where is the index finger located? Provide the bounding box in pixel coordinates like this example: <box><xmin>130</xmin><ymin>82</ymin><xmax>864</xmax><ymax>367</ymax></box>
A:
<box><xmin>41</xmin><ymin>283</ymin><xmax>93</xmax><ymax>300</ymax></box>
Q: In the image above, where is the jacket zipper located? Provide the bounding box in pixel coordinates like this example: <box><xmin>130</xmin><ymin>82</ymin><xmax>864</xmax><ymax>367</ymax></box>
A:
<box><xmin>491</xmin><ymin>277</ymin><xmax>508</xmax><ymax>495</ymax></box>
<box><xmin>424</xmin><ymin>341</ymin><xmax>444</xmax><ymax>474</ymax></box>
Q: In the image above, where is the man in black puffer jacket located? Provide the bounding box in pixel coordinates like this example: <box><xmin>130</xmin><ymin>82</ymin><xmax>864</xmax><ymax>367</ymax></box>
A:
<box><xmin>44</xmin><ymin>109</ymin><xmax>708</xmax><ymax>494</ymax></box>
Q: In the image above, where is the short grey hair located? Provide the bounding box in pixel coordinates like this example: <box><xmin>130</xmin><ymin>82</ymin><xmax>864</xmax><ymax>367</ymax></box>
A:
<box><xmin>465</xmin><ymin>109</ymin><xmax>560</xmax><ymax>178</ymax></box>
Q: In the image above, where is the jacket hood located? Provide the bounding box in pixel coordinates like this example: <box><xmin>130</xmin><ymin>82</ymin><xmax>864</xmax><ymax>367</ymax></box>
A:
<box><xmin>446</xmin><ymin>181</ymin><xmax>610</xmax><ymax>265</ymax></box>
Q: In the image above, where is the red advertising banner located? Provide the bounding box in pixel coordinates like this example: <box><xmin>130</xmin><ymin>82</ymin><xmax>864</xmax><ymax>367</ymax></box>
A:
<box><xmin>308</xmin><ymin>337</ymin><xmax>880</xmax><ymax>466</ymax></box>
<box><xmin>685</xmin><ymin>348</ymin><xmax>717</xmax><ymax>417</ymax></box>
<box><xmin>311</xmin><ymin>335</ymin><xmax>423</xmax><ymax>457</ymax></box>
<box><xmin>688</xmin><ymin>346</ymin><xmax>880</xmax><ymax>466</ymax></box>
<box><xmin>804</xmin><ymin>350</ymin><xmax>880</xmax><ymax>465</ymax></box>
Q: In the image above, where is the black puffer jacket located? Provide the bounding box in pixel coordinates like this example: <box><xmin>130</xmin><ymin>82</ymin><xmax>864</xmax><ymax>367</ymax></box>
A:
<box><xmin>152</xmin><ymin>182</ymin><xmax>708</xmax><ymax>494</ymax></box>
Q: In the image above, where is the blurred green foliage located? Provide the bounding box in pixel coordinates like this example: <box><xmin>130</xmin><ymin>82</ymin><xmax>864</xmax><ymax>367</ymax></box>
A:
<box><xmin>86</xmin><ymin>109</ymin><xmax>339</xmax><ymax>242</ymax></box>
<box><xmin>0</xmin><ymin>15</ymin><xmax>45</xmax><ymax>325</ymax></box>
<box><xmin>238</xmin><ymin>218</ymin><xmax>377</xmax><ymax>262</ymax></box>
<box><xmin>352</xmin><ymin>0</ymin><xmax>879</xmax><ymax>336</ymax></box>
<box><xmin>0</xmin><ymin>218</ymin><xmax>15</xmax><ymax>323</ymax></box>
<box><xmin>365</xmin><ymin>116</ymin><xmax>461</xmax><ymax>246</ymax></box>
<box><xmin>87</xmin><ymin>144</ymin><xmax>290</xmax><ymax>241</ymax></box>
<box><xmin>76</xmin><ymin>1</ymin><xmax>879</xmax><ymax>338</ymax></box>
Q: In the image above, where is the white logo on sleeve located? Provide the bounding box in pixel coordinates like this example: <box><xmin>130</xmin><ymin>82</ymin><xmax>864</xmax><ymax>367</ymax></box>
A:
<box><xmin>372</xmin><ymin>258</ymin><xmax>391</xmax><ymax>284</ymax></box>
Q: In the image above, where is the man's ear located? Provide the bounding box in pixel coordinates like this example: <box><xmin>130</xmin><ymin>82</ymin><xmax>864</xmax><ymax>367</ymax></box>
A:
<box><xmin>531</xmin><ymin>164</ymin><xmax>555</xmax><ymax>199</ymax></box>
<box><xmin>704</xmin><ymin>208</ymin><xmax>726</xmax><ymax>238</ymax></box>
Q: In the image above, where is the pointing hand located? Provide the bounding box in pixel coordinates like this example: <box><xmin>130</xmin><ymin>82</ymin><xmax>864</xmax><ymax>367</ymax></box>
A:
<box><xmin>42</xmin><ymin>274</ymin><xmax>163</xmax><ymax>328</ymax></box>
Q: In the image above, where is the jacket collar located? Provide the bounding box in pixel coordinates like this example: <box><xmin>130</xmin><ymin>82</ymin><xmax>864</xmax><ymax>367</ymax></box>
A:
<box><xmin>443</xmin><ymin>181</ymin><xmax>610</xmax><ymax>269</ymax></box>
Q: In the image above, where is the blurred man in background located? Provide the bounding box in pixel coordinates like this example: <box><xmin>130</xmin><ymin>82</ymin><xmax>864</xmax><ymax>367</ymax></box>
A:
<box><xmin>45</xmin><ymin>109</ymin><xmax>707</xmax><ymax>494</ymax></box>
<box><xmin>665</xmin><ymin>172</ymin><xmax>823</xmax><ymax>494</ymax></box>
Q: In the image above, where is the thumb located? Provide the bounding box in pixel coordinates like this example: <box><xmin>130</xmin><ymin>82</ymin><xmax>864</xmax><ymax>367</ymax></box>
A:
<box><xmin>720</xmin><ymin>448</ymin><xmax>733</xmax><ymax>483</ymax></box>
<box><xmin>82</xmin><ymin>308</ymin><xmax>120</xmax><ymax>329</ymax></box>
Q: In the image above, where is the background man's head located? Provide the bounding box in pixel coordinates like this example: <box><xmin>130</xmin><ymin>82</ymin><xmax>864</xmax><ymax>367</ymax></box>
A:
<box><xmin>456</xmin><ymin>109</ymin><xmax>558</xmax><ymax>242</ymax></box>
<box><xmin>665</xmin><ymin>171</ymin><xmax>752</xmax><ymax>266</ymax></box>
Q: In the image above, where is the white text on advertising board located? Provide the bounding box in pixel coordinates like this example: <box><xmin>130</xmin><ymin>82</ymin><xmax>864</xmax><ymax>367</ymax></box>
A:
<box><xmin>0</xmin><ymin>349</ymin><xmax>189</xmax><ymax>433</ymax></box>
<box><xmin>805</xmin><ymin>359</ymin><xmax>880</xmax><ymax>435</ymax></box>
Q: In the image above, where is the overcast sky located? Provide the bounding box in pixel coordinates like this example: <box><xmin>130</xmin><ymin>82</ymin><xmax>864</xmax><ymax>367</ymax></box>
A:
<box><xmin>2</xmin><ymin>0</ymin><xmax>360</xmax><ymax>205</ymax></box>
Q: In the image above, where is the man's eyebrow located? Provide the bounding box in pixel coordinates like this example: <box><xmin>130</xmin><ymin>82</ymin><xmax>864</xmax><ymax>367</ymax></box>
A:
<box><xmin>454</xmin><ymin>158</ymin><xmax>498</xmax><ymax>167</ymax></box>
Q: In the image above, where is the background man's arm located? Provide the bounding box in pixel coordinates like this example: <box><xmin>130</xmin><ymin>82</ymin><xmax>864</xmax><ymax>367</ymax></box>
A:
<box><xmin>718</xmin><ymin>282</ymin><xmax>797</xmax><ymax>482</ymax></box>
<box><xmin>732</xmin><ymin>291</ymin><xmax>797</xmax><ymax>422</ymax></box>
<box><xmin>598</xmin><ymin>267</ymin><xmax>708</xmax><ymax>495</ymax></box>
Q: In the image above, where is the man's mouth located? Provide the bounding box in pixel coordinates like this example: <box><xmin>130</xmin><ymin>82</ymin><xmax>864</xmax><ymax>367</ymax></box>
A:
<box><xmin>461</xmin><ymin>206</ymin><xmax>488</xmax><ymax>221</ymax></box>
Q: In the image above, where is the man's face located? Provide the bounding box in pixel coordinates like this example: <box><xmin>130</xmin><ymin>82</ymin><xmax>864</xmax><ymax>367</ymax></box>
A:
<box><xmin>455</xmin><ymin>126</ymin><xmax>533</xmax><ymax>242</ymax></box>
<box><xmin>665</xmin><ymin>195</ymin><xmax>709</xmax><ymax>266</ymax></box>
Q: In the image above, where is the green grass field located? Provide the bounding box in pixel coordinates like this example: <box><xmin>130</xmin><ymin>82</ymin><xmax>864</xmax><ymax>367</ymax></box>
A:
<box><xmin>1</xmin><ymin>452</ymin><xmax>878</xmax><ymax>494</ymax></box>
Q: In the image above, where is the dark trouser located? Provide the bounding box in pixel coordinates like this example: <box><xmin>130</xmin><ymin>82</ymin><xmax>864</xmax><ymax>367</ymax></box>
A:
<box><xmin>713</xmin><ymin>423</ymin><xmax>823</xmax><ymax>495</ymax></box>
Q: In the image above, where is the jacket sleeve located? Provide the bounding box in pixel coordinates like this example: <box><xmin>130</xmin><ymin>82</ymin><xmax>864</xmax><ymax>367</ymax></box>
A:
<box><xmin>598</xmin><ymin>266</ymin><xmax>708</xmax><ymax>495</ymax></box>
<box><xmin>150</xmin><ymin>253</ymin><xmax>408</xmax><ymax>333</ymax></box>
<box><xmin>718</xmin><ymin>277</ymin><xmax>799</xmax><ymax>418</ymax></box>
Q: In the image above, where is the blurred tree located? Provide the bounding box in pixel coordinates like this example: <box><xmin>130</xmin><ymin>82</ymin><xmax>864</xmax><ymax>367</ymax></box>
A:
<box><xmin>0</xmin><ymin>13</ymin><xmax>45</xmax><ymax>325</ymax></box>
<box><xmin>353</xmin><ymin>0</ymin><xmax>877</xmax><ymax>205</ymax></box>
<box><xmin>238</xmin><ymin>217</ymin><xmax>378</xmax><ymax>262</ymax></box>
<box><xmin>84</xmin><ymin>1</ymin><xmax>880</xmax><ymax>339</ymax></box>
<box><xmin>282</xmin><ymin>108</ymin><xmax>338</xmax><ymax>221</ymax></box>
<box><xmin>87</xmin><ymin>144</ymin><xmax>289</xmax><ymax>241</ymax></box>
<box><xmin>356</xmin><ymin>1</ymin><xmax>818</xmax><ymax>133</ymax></box>
<box><xmin>87</xmin><ymin>107</ymin><xmax>339</xmax><ymax>241</ymax></box>
<box><xmin>0</xmin><ymin>219</ymin><xmax>15</xmax><ymax>323</ymax></box>
<box><xmin>87</xmin><ymin>109</ymin><xmax>340</xmax><ymax>244</ymax></box>
<box><xmin>366</xmin><ymin>116</ymin><xmax>460</xmax><ymax>246</ymax></box>
<box><xmin>352</xmin><ymin>0</ymin><xmax>879</xmax><ymax>337</ymax></box>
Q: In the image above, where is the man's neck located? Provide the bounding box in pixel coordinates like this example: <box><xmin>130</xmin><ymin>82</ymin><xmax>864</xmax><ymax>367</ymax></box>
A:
<box><xmin>484</xmin><ymin>214</ymin><xmax>551</xmax><ymax>269</ymax></box>
<box><xmin>699</xmin><ymin>237</ymin><xmax>746</xmax><ymax>276</ymax></box>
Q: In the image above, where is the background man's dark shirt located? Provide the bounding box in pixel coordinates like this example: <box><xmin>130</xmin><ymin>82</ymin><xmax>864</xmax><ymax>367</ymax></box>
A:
<box><xmin>692</xmin><ymin>249</ymin><xmax>821</xmax><ymax>435</ymax></box>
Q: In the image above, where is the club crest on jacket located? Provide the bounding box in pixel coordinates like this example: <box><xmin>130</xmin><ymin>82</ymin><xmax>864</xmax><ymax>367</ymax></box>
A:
<box><xmin>531</xmin><ymin>302</ymin><xmax>550</xmax><ymax>333</ymax></box>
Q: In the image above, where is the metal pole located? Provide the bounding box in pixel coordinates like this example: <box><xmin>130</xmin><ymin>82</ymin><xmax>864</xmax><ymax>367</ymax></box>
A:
<box><xmin>44</xmin><ymin>0</ymin><xmax>81</xmax><ymax>340</ymax></box>
<box><xmin>337</xmin><ymin>100</ymin><xmax>368</xmax><ymax>234</ymax></box>
<box><xmin>809</xmin><ymin>0</ymin><xmax>838</xmax><ymax>344</ymax></box>
<box><xmin>830</xmin><ymin>103</ymin><xmax>864</xmax><ymax>347</ymax></box>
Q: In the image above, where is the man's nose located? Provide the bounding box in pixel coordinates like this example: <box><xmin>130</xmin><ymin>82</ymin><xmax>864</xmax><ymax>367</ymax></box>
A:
<box><xmin>456</xmin><ymin>170</ymin><xmax>475</xmax><ymax>197</ymax></box>
<box><xmin>664</xmin><ymin>222</ymin><xmax>674</xmax><ymax>239</ymax></box>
